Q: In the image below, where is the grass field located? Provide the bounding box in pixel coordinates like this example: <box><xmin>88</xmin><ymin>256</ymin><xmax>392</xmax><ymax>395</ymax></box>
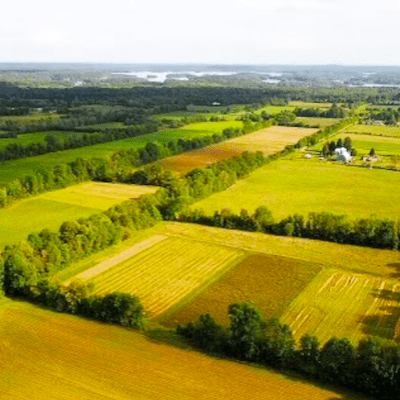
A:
<box><xmin>329</xmin><ymin>133</ymin><xmax>400</xmax><ymax>157</ymax></box>
<box><xmin>345</xmin><ymin>124</ymin><xmax>400</xmax><ymax>138</ymax></box>
<box><xmin>289</xmin><ymin>101</ymin><xmax>333</xmax><ymax>108</ymax></box>
<box><xmin>0</xmin><ymin>113</ymin><xmax>61</xmax><ymax>124</ymax></box>
<box><xmin>163</xmin><ymin>253</ymin><xmax>322</xmax><ymax>327</ymax></box>
<box><xmin>296</xmin><ymin>117</ymin><xmax>340</xmax><ymax>128</ymax></box>
<box><xmin>0</xmin><ymin>182</ymin><xmax>158</xmax><ymax>247</ymax></box>
<box><xmin>0</xmin><ymin>131</ymin><xmax>93</xmax><ymax>149</ymax></box>
<box><xmin>160</xmin><ymin>126</ymin><xmax>317</xmax><ymax>175</ymax></box>
<box><xmin>282</xmin><ymin>268</ymin><xmax>400</xmax><ymax>343</ymax></box>
<box><xmin>191</xmin><ymin>158</ymin><xmax>400</xmax><ymax>220</ymax></box>
<box><xmin>0</xmin><ymin>121</ymin><xmax>243</xmax><ymax>186</ymax></box>
<box><xmin>76</xmin><ymin>236</ymin><xmax>246</xmax><ymax>318</ymax></box>
<box><xmin>0</xmin><ymin>300</ymin><xmax>366</xmax><ymax>400</ymax></box>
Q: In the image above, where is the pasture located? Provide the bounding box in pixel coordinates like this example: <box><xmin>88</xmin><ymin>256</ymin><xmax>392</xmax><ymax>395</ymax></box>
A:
<box><xmin>345</xmin><ymin>124</ymin><xmax>400</xmax><ymax>138</ymax></box>
<box><xmin>282</xmin><ymin>269</ymin><xmax>400</xmax><ymax>343</ymax></box>
<box><xmin>160</xmin><ymin>126</ymin><xmax>317</xmax><ymax>175</ymax></box>
<box><xmin>73</xmin><ymin>236</ymin><xmax>246</xmax><ymax>318</ymax></box>
<box><xmin>0</xmin><ymin>120</ymin><xmax>243</xmax><ymax>185</ymax></box>
<box><xmin>0</xmin><ymin>182</ymin><xmax>158</xmax><ymax>247</ymax></box>
<box><xmin>191</xmin><ymin>158</ymin><xmax>400</xmax><ymax>220</ymax></box>
<box><xmin>0</xmin><ymin>300</ymin><xmax>365</xmax><ymax>400</ymax></box>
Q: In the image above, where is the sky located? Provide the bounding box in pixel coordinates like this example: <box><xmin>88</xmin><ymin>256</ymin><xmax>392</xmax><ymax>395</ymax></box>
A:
<box><xmin>1</xmin><ymin>0</ymin><xmax>400</xmax><ymax>65</ymax></box>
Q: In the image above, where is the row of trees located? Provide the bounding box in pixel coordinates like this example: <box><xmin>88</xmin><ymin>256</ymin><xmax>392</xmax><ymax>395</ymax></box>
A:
<box><xmin>180</xmin><ymin>208</ymin><xmax>400</xmax><ymax>251</ymax></box>
<box><xmin>322</xmin><ymin>137</ymin><xmax>357</xmax><ymax>157</ymax></box>
<box><xmin>177</xmin><ymin>303</ymin><xmax>400</xmax><ymax>399</ymax></box>
<box><xmin>295</xmin><ymin>103</ymin><xmax>349</xmax><ymax>118</ymax></box>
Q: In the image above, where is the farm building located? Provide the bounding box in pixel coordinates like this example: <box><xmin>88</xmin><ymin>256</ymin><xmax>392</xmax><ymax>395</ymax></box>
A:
<box><xmin>335</xmin><ymin>147</ymin><xmax>352</xmax><ymax>163</ymax></box>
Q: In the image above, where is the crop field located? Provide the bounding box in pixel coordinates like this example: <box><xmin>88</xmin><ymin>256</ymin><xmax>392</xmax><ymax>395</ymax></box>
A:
<box><xmin>282</xmin><ymin>269</ymin><xmax>400</xmax><ymax>343</ymax></box>
<box><xmin>345</xmin><ymin>124</ymin><xmax>400</xmax><ymax>138</ymax></box>
<box><xmin>0</xmin><ymin>121</ymin><xmax>243</xmax><ymax>185</ymax></box>
<box><xmin>296</xmin><ymin>117</ymin><xmax>339</xmax><ymax>128</ymax></box>
<box><xmin>289</xmin><ymin>101</ymin><xmax>333</xmax><ymax>108</ymax></box>
<box><xmin>77</xmin><ymin>236</ymin><xmax>246</xmax><ymax>318</ymax></box>
<box><xmin>163</xmin><ymin>253</ymin><xmax>322</xmax><ymax>327</ymax></box>
<box><xmin>0</xmin><ymin>182</ymin><xmax>158</xmax><ymax>247</ymax></box>
<box><xmin>160</xmin><ymin>126</ymin><xmax>317</xmax><ymax>175</ymax></box>
<box><xmin>0</xmin><ymin>300</ymin><xmax>365</xmax><ymax>400</ymax></box>
<box><xmin>192</xmin><ymin>158</ymin><xmax>400</xmax><ymax>220</ymax></box>
<box><xmin>0</xmin><ymin>112</ymin><xmax>62</xmax><ymax>124</ymax></box>
<box><xmin>84</xmin><ymin>122</ymin><xmax>127</xmax><ymax>129</ymax></box>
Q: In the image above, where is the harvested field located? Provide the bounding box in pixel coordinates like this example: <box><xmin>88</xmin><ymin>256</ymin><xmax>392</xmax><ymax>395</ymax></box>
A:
<box><xmin>192</xmin><ymin>158</ymin><xmax>400</xmax><ymax>220</ymax></box>
<box><xmin>162</xmin><ymin>253</ymin><xmax>321</xmax><ymax>327</ymax></box>
<box><xmin>0</xmin><ymin>182</ymin><xmax>157</xmax><ymax>247</ymax></box>
<box><xmin>282</xmin><ymin>269</ymin><xmax>400</xmax><ymax>343</ymax></box>
<box><xmin>0</xmin><ymin>300</ymin><xmax>365</xmax><ymax>400</ymax></box>
<box><xmin>160</xmin><ymin>126</ymin><xmax>317</xmax><ymax>175</ymax></box>
<box><xmin>296</xmin><ymin>117</ymin><xmax>339</xmax><ymax>128</ymax></box>
<box><xmin>87</xmin><ymin>236</ymin><xmax>246</xmax><ymax>318</ymax></box>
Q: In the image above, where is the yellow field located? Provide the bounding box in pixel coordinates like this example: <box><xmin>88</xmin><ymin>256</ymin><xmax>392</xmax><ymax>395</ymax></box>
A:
<box><xmin>289</xmin><ymin>101</ymin><xmax>333</xmax><ymax>108</ymax></box>
<box><xmin>296</xmin><ymin>117</ymin><xmax>339</xmax><ymax>128</ymax></box>
<box><xmin>0</xmin><ymin>300</ymin><xmax>366</xmax><ymax>400</ymax></box>
<box><xmin>160</xmin><ymin>126</ymin><xmax>317</xmax><ymax>175</ymax></box>
<box><xmin>345</xmin><ymin>124</ymin><xmax>400</xmax><ymax>138</ymax></box>
<box><xmin>282</xmin><ymin>269</ymin><xmax>400</xmax><ymax>344</ymax></box>
<box><xmin>84</xmin><ymin>236</ymin><xmax>246</xmax><ymax>318</ymax></box>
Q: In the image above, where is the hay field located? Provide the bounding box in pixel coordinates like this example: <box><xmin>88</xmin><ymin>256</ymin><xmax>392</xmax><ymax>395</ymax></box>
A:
<box><xmin>0</xmin><ymin>300</ymin><xmax>365</xmax><ymax>400</ymax></box>
<box><xmin>84</xmin><ymin>236</ymin><xmax>246</xmax><ymax>318</ymax></box>
<box><xmin>296</xmin><ymin>117</ymin><xmax>339</xmax><ymax>128</ymax></box>
<box><xmin>282</xmin><ymin>269</ymin><xmax>400</xmax><ymax>344</ymax></box>
<box><xmin>345</xmin><ymin>124</ymin><xmax>400</xmax><ymax>138</ymax></box>
<box><xmin>0</xmin><ymin>182</ymin><xmax>157</xmax><ymax>247</ymax></box>
<box><xmin>163</xmin><ymin>254</ymin><xmax>322</xmax><ymax>327</ymax></box>
<box><xmin>0</xmin><ymin>121</ymin><xmax>243</xmax><ymax>186</ymax></box>
<box><xmin>289</xmin><ymin>101</ymin><xmax>333</xmax><ymax>108</ymax></box>
<box><xmin>160</xmin><ymin>126</ymin><xmax>317</xmax><ymax>175</ymax></box>
<box><xmin>192</xmin><ymin>158</ymin><xmax>400</xmax><ymax>220</ymax></box>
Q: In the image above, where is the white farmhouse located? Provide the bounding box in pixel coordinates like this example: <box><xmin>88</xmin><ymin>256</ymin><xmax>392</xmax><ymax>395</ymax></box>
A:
<box><xmin>335</xmin><ymin>147</ymin><xmax>352</xmax><ymax>163</ymax></box>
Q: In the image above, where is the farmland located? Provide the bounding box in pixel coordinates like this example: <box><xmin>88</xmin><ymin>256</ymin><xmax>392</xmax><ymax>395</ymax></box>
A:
<box><xmin>0</xmin><ymin>120</ymin><xmax>243</xmax><ymax>185</ymax></box>
<box><xmin>282</xmin><ymin>268</ymin><xmax>400</xmax><ymax>343</ymax></box>
<box><xmin>296</xmin><ymin>117</ymin><xmax>339</xmax><ymax>128</ymax></box>
<box><xmin>191</xmin><ymin>158</ymin><xmax>400</xmax><ymax>220</ymax></box>
<box><xmin>344</xmin><ymin>124</ymin><xmax>400</xmax><ymax>138</ymax></box>
<box><xmin>62</xmin><ymin>221</ymin><xmax>400</xmax><ymax>346</ymax></box>
<box><xmin>0</xmin><ymin>182</ymin><xmax>158</xmax><ymax>246</ymax></box>
<box><xmin>163</xmin><ymin>253</ymin><xmax>322</xmax><ymax>327</ymax></box>
<box><xmin>71</xmin><ymin>236</ymin><xmax>246</xmax><ymax>318</ymax></box>
<box><xmin>160</xmin><ymin>126</ymin><xmax>317</xmax><ymax>175</ymax></box>
<box><xmin>0</xmin><ymin>300</ymin><xmax>365</xmax><ymax>400</ymax></box>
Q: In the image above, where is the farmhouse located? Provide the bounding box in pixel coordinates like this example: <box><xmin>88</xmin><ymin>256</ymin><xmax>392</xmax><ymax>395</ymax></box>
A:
<box><xmin>335</xmin><ymin>147</ymin><xmax>352</xmax><ymax>163</ymax></box>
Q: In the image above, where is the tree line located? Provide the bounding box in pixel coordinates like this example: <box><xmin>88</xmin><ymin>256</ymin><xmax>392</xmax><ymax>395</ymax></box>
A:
<box><xmin>177</xmin><ymin>302</ymin><xmax>400</xmax><ymax>399</ymax></box>
<box><xmin>295</xmin><ymin>103</ymin><xmax>349</xmax><ymax>118</ymax></box>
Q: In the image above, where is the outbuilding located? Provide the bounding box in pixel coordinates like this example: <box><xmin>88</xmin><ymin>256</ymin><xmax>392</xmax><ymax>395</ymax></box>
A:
<box><xmin>335</xmin><ymin>147</ymin><xmax>352</xmax><ymax>163</ymax></box>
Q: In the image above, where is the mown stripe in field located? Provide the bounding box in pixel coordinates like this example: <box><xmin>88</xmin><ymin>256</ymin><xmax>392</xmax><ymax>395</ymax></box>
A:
<box><xmin>87</xmin><ymin>236</ymin><xmax>246</xmax><ymax>318</ymax></box>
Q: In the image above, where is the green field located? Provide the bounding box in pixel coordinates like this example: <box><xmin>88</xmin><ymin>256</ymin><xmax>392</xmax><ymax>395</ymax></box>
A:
<box><xmin>0</xmin><ymin>131</ymin><xmax>94</xmax><ymax>149</ymax></box>
<box><xmin>191</xmin><ymin>158</ymin><xmax>400</xmax><ymax>220</ymax></box>
<box><xmin>0</xmin><ymin>300</ymin><xmax>366</xmax><ymax>400</ymax></box>
<box><xmin>0</xmin><ymin>121</ymin><xmax>243</xmax><ymax>185</ymax></box>
<box><xmin>345</xmin><ymin>124</ymin><xmax>400</xmax><ymax>138</ymax></box>
<box><xmin>0</xmin><ymin>182</ymin><xmax>158</xmax><ymax>247</ymax></box>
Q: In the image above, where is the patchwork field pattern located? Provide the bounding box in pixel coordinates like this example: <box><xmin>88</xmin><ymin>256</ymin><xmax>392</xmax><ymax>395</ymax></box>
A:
<box><xmin>87</xmin><ymin>236</ymin><xmax>246</xmax><ymax>318</ymax></box>
<box><xmin>163</xmin><ymin>254</ymin><xmax>322</xmax><ymax>327</ymax></box>
<box><xmin>0</xmin><ymin>182</ymin><xmax>157</xmax><ymax>246</ymax></box>
<box><xmin>0</xmin><ymin>300</ymin><xmax>362</xmax><ymax>400</ymax></box>
<box><xmin>0</xmin><ymin>121</ymin><xmax>243</xmax><ymax>185</ymax></box>
<box><xmin>160</xmin><ymin>126</ymin><xmax>317</xmax><ymax>175</ymax></box>
<box><xmin>282</xmin><ymin>269</ymin><xmax>400</xmax><ymax>343</ymax></box>
<box><xmin>191</xmin><ymin>158</ymin><xmax>400</xmax><ymax>219</ymax></box>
